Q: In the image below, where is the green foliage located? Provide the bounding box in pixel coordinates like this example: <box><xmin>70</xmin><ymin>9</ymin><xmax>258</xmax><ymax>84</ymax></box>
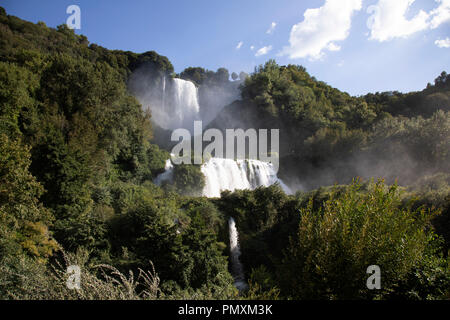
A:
<box><xmin>182</xmin><ymin>198</ymin><xmax>225</xmax><ymax>234</ymax></box>
<box><xmin>241</xmin><ymin>60</ymin><xmax>359</xmax><ymax>125</ymax></box>
<box><xmin>244</xmin><ymin>266</ymin><xmax>280</xmax><ymax>300</ymax></box>
<box><xmin>404</xmin><ymin>173</ymin><xmax>450</xmax><ymax>255</ymax></box>
<box><xmin>0</xmin><ymin>62</ymin><xmax>37</xmax><ymax>138</ymax></box>
<box><xmin>0</xmin><ymin>134</ymin><xmax>57</xmax><ymax>263</ymax></box>
<box><xmin>172</xmin><ymin>164</ymin><xmax>205</xmax><ymax>196</ymax></box>
<box><xmin>128</xmin><ymin>50</ymin><xmax>174</xmax><ymax>74</ymax></box>
<box><xmin>279</xmin><ymin>180</ymin><xmax>449</xmax><ymax>299</ymax></box>
<box><xmin>103</xmin><ymin>181</ymin><xmax>233</xmax><ymax>293</ymax></box>
<box><xmin>179</xmin><ymin>214</ymin><xmax>234</xmax><ymax>289</ymax></box>
<box><xmin>387</xmin><ymin>240</ymin><xmax>450</xmax><ymax>300</ymax></box>
<box><xmin>179</xmin><ymin>67</ymin><xmax>232</xmax><ymax>86</ymax></box>
<box><xmin>0</xmin><ymin>12</ymin><xmax>172</xmax><ymax>257</ymax></box>
<box><xmin>305</xmin><ymin>126</ymin><xmax>367</xmax><ymax>161</ymax></box>
<box><xmin>364</xmin><ymin>71</ymin><xmax>450</xmax><ymax>117</ymax></box>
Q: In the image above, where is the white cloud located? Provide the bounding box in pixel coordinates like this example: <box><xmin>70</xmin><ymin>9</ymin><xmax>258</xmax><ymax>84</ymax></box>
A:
<box><xmin>327</xmin><ymin>43</ymin><xmax>341</xmax><ymax>51</ymax></box>
<box><xmin>435</xmin><ymin>37</ymin><xmax>450</xmax><ymax>47</ymax></box>
<box><xmin>367</xmin><ymin>0</ymin><xmax>430</xmax><ymax>41</ymax></box>
<box><xmin>255</xmin><ymin>45</ymin><xmax>273</xmax><ymax>57</ymax></box>
<box><xmin>236</xmin><ymin>41</ymin><xmax>243</xmax><ymax>50</ymax></box>
<box><xmin>266</xmin><ymin>22</ymin><xmax>277</xmax><ymax>34</ymax></box>
<box><xmin>250</xmin><ymin>45</ymin><xmax>255</xmax><ymax>50</ymax></box>
<box><xmin>281</xmin><ymin>0</ymin><xmax>362</xmax><ymax>60</ymax></box>
<box><xmin>430</xmin><ymin>0</ymin><xmax>450</xmax><ymax>29</ymax></box>
<box><xmin>367</xmin><ymin>0</ymin><xmax>450</xmax><ymax>42</ymax></box>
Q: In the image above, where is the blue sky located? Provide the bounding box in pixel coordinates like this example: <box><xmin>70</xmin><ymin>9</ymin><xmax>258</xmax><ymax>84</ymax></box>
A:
<box><xmin>2</xmin><ymin>0</ymin><xmax>449</xmax><ymax>95</ymax></box>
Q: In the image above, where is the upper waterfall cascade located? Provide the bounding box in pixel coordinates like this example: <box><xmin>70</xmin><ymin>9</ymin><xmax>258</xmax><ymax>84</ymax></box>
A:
<box><xmin>171</xmin><ymin>78</ymin><xmax>200</xmax><ymax>129</ymax></box>
<box><xmin>143</xmin><ymin>77</ymin><xmax>200</xmax><ymax>130</ymax></box>
<box><xmin>131</xmin><ymin>72</ymin><xmax>240</xmax><ymax>132</ymax></box>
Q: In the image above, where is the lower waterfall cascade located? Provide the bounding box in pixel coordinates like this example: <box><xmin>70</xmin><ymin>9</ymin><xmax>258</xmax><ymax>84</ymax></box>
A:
<box><xmin>228</xmin><ymin>217</ymin><xmax>247</xmax><ymax>291</ymax></box>
<box><xmin>154</xmin><ymin>157</ymin><xmax>292</xmax><ymax>197</ymax></box>
<box><xmin>201</xmin><ymin>158</ymin><xmax>292</xmax><ymax>197</ymax></box>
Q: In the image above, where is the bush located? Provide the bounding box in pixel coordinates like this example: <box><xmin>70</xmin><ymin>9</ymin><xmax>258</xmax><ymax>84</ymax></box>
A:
<box><xmin>279</xmin><ymin>180</ymin><xmax>450</xmax><ymax>299</ymax></box>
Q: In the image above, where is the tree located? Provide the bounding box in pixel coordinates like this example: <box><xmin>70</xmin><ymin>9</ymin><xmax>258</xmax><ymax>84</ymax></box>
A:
<box><xmin>0</xmin><ymin>62</ymin><xmax>38</xmax><ymax>138</ymax></box>
<box><xmin>435</xmin><ymin>71</ymin><xmax>449</xmax><ymax>88</ymax></box>
<box><xmin>173</xmin><ymin>164</ymin><xmax>205</xmax><ymax>196</ymax></box>
<box><xmin>215</xmin><ymin>68</ymin><xmax>230</xmax><ymax>83</ymax></box>
<box><xmin>179</xmin><ymin>67</ymin><xmax>207</xmax><ymax>86</ymax></box>
<box><xmin>0</xmin><ymin>134</ymin><xmax>57</xmax><ymax>263</ymax></box>
<box><xmin>239</xmin><ymin>71</ymin><xmax>249</xmax><ymax>81</ymax></box>
<box><xmin>231</xmin><ymin>72</ymin><xmax>238</xmax><ymax>81</ymax></box>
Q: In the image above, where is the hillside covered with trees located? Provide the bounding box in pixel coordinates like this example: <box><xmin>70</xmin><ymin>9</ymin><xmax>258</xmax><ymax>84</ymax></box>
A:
<box><xmin>0</xmin><ymin>8</ymin><xmax>449</xmax><ymax>300</ymax></box>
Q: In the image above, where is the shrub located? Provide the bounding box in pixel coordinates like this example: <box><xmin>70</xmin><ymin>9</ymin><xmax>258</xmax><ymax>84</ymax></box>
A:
<box><xmin>279</xmin><ymin>180</ymin><xmax>449</xmax><ymax>299</ymax></box>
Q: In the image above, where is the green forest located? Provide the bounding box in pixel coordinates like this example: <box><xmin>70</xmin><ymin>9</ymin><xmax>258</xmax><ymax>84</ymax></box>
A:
<box><xmin>0</xmin><ymin>7</ymin><xmax>449</xmax><ymax>300</ymax></box>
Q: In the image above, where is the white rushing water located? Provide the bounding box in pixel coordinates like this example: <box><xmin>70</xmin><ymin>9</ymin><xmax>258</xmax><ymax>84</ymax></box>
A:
<box><xmin>170</xmin><ymin>78</ymin><xmax>200</xmax><ymax>129</ymax></box>
<box><xmin>228</xmin><ymin>217</ymin><xmax>247</xmax><ymax>291</ymax></box>
<box><xmin>161</xmin><ymin>76</ymin><xmax>166</xmax><ymax>111</ymax></box>
<box><xmin>141</xmin><ymin>77</ymin><xmax>200</xmax><ymax>130</ymax></box>
<box><xmin>154</xmin><ymin>157</ymin><xmax>292</xmax><ymax>197</ymax></box>
<box><xmin>201</xmin><ymin>158</ymin><xmax>292</xmax><ymax>198</ymax></box>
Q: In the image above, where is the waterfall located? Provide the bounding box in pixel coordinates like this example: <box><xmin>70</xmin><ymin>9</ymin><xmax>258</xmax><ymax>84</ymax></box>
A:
<box><xmin>154</xmin><ymin>159</ymin><xmax>174</xmax><ymax>186</ymax></box>
<box><xmin>139</xmin><ymin>77</ymin><xmax>200</xmax><ymax>130</ymax></box>
<box><xmin>201</xmin><ymin>158</ymin><xmax>292</xmax><ymax>198</ymax></box>
<box><xmin>229</xmin><ymin>217</ymin><xmax>247</xmax><ymax>291</ymax></box>
<box><xmin>154</xmin><ymin>157</ymin><xmax>292</xmax><ymax>197</ymax></box>
<box><xmin>171</xmin><ymin>78</ymin><xmax>200</xmax><ymax>130</ymax></box>
<box><xmin>161</xmin><ymin>75</ymin><xmax>166</xmax><ymax>111</ymax></box>
<box><xmin>130</xmin><ymin>70</ymin><xmax>239</xmax><ymax>131</ymax></box>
